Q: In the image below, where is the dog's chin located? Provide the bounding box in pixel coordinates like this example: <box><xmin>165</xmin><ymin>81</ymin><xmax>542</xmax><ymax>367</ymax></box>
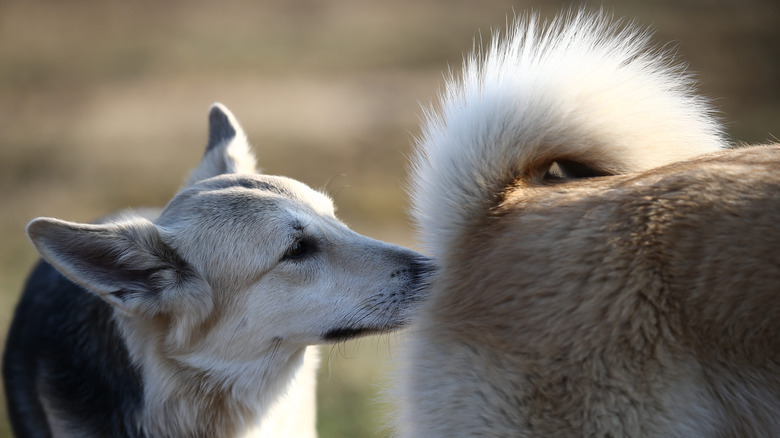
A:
<box><xmin>322</xmin><ymin>325</ymin><xmax>397</xmax><ymax>343</ymax></box>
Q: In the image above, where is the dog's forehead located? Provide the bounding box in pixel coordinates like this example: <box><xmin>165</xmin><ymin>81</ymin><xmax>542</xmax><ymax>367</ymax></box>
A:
<box><xmin>160</xmin><ymin>174</ymin><xmax>335</xmax><ymax>223</ymax></box>
<box><xmin>206</xmin><ymin>174</ymin><xmax>328</xmax><ymax>202</ymax></box>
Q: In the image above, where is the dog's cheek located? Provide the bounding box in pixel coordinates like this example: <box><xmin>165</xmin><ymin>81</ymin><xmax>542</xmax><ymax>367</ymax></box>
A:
<box><xmin>160</xmin><ymin>279</ymin><xmax>215</xmax><ymax>351</ymax></box>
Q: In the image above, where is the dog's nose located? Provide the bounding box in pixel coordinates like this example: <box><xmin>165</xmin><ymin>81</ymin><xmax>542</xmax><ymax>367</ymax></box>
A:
<box><xmin>403</xmin><ymin>256</ymin><xmax>436</xmax><ymax>303</ymax></box>
<box><xmin>390</xmin><ymin>255</ymin><xmax>436</xmax><ymax>280</ymax></box>
<box><xmin>410</xmin><ymin>256</ymin><xmax>436</xmax><ymax>283</ymax></box>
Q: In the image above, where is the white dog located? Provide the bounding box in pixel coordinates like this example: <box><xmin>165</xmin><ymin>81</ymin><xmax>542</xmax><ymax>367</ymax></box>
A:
<box><xmin>3</xmin><ymin>103</ymin><xmax>433</xmax><ymax>437</ymax></box>
<box><xmin>398</xmin><ymin>11</ymin><xmax>780</xmax><ymax>437</ymax></box>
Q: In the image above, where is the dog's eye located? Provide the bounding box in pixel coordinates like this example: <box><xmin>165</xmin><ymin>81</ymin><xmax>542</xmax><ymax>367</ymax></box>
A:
<box><xmin>283</xmin><ymin>239</ymin><xmax>311</xmax><ymax>261</ymax></box>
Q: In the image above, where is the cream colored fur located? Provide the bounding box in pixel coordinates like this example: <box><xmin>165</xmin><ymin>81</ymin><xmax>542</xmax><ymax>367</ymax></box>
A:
<box><xmin>398</xmin><ymin>11</ymin><xmax>780</xmax><ymax>437</ymax></box>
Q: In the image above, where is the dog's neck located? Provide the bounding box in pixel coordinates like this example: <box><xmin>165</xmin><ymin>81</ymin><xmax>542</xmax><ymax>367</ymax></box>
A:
<box><xmin>118</xmin><ymin>317</ymin><xmax>318</xmax><ymax>437</ymax></box>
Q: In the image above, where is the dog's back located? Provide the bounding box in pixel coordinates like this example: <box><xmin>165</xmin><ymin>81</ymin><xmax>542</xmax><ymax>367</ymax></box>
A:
<box><xmin>4</xmin><ymin>261</ymin><xmax>144</xmax><ymax>437</ymax></box>
<box><xmin>399</xmin><ymin>11</ymin><xmax>780</xmax><ymax>437</ymax></box>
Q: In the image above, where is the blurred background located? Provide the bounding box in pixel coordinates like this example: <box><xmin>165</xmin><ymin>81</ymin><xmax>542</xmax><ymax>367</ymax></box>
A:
<box><xmin>0</xmin><ymin>0</ymin><xmax>778</xmax><ymax>436</ymax></box>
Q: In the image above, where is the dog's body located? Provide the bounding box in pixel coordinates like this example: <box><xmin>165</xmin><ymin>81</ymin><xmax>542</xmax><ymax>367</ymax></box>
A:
<box><xmin>3</xmin><ymin>104</ymin><xmax>431</xmax><ymax>438</ymax></box>
<box><xmin>398</xmin><ymin>12</ymin><xmax>780</xmax><ymax>437</ymax></box>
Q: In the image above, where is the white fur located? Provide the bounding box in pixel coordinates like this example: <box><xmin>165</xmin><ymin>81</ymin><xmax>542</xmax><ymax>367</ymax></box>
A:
<box><xmin>409</xmin><ymin>11</ymin><xmax>727</xmax><ymax>259</ymax></box>
<box><xmin>21</xmin><ymin>103</ymin><xmax>430</xmax><ymax>437</ymax></box>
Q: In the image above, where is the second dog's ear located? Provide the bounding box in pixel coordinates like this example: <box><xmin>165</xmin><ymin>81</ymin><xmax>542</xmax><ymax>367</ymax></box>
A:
<box><xmin>26</xmin><ymin>217</ymin><xmax>213</xmax><ymax>320</ymax></box>
<box><xmin>185</xmin><ymin>103</ymin><xmax>258</xmax><ymax>186</ymax></box>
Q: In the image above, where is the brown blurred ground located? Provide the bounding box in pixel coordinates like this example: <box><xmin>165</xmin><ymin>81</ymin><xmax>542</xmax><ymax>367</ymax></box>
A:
<box><xmin>1</xmin><ymin>1</ymin><xmax>778</xmax><ymax>437</ymax></box>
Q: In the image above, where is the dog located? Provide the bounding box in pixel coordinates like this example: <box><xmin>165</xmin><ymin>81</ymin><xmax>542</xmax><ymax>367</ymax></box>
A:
<box><xmin>3</xmin><ymin>103</ymin><xmax>432</xmax><ymax>437</ymax></box>
<box><xmin>396</xmin><ymin>11</ymin><xmax>780</xmax><ymax>437</ymax></box>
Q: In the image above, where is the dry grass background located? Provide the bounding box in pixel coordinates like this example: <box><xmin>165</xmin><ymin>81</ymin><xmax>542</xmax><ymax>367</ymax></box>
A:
<box><xmin>1</xmin><ymin>1</ymin><xmax>778</xmax><ymax>436</ymax></box>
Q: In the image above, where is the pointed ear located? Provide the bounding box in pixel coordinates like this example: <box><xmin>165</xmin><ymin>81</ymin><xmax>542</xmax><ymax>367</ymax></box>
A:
<box><xmin>26</xmin><ymin>217</ymin><xmax>212</xmax><ymax>318</ymax></box>
<box><xmin>185</xmin><ymin>102</ymin><xmax>258</xmax><ymax>186</ymax></box>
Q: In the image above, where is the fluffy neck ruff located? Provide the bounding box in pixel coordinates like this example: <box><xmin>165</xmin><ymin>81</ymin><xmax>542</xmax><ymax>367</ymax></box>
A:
<box><xmin>143</xmin><ymin>345</ymin><xmax>309</xmax><ymax>437</ymax></box>
<box><xmin>118</xmin><ymin>314</ymin><xmax>314</xmax><ymax>437</ymax></box>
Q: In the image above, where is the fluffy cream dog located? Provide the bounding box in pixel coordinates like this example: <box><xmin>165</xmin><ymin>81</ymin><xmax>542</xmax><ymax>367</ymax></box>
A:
<box><xmin>398</xmin><ymin>11</ymin><xmax>780</xmax><ymax>437</ymax></box>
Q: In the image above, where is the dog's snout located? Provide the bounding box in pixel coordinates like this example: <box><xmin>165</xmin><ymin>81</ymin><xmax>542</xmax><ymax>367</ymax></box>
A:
<box><xmin>410</xmin><ymin>256</ymin><xmax>436</xmax><ymax>283</ymax></box>
<box><xmin>393</xmin><ymin>255</ymin><xmax>436</xmax><ymax>295</ymax></box>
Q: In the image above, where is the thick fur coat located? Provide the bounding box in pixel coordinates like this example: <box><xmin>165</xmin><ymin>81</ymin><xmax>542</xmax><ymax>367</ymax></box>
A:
<box><xmin>4</xmin><ymin>104</ymin><xmax>432</xmax><ymax>438</ymax></box>
<box><xmin>398</xmin><ymin>11</ymin><xmax>780</xmax><ymax>437</ymax></box>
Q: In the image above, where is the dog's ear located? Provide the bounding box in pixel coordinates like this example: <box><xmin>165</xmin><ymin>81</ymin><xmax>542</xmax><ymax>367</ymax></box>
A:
<box><xmin>26</xmin><ymin>217</ymin><xmax>212</xmax><ymax>319</ymax></box>
<box><xmin>185</xmin><ymin>102</ymin><xmax>258</xmax><ymax>186</ymax></box>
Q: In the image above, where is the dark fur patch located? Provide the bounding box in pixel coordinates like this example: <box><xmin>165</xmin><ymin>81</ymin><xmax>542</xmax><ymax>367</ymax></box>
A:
<box><xmin>322</xmin><ymin>326</ymin><xmax>384</xmax><ymax>343</ymax></box>
<box><xmin>206</xmin><ymin>105</ymin><xmax>237</xmax><ymax>153</ymax></box>
<box><xmin>3</xmin><ymin>261</ymin><xmax>145</xmax><ymax>437</ymax></box>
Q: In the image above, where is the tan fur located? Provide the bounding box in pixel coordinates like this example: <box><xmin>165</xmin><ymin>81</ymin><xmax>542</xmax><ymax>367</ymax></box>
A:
<box><xmin>402</xmin><ymin>145</ymin><xmax>780</xmax><ymax>436</ymax></box>
<box><xmin>397</xmin><ymin>12</ymin><xmax>778</xmax><ymax>436</ymax></box>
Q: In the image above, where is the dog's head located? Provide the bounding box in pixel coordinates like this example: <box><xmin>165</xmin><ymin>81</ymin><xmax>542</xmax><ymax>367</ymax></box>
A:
<box><xmin>26</xmin><ymin>104</ymin><xmax>432</xmax><ymax>366</ymax></box>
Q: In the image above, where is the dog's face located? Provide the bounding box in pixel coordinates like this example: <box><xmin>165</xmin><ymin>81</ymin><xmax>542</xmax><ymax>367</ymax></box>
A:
<box><xmin>156</xmin><ymin>172</ymin><xmax>428</xmax><ymax>355</ymax></box>
<box><xmin>26</xmin><ymin>103</ymin><xmax>431</xmax><ymax>372</ymax></box>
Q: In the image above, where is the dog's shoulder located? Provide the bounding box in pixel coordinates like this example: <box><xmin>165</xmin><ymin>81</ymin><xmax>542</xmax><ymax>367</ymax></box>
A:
<box><xmin>3</xmin><ymin>260</ymin><xmax>145</xmax><ymax>437</ymax></box>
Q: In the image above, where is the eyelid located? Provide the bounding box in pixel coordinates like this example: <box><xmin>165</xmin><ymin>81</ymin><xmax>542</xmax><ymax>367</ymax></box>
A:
<box><xmin>281</xmin><ymin>235</ymin><xmax>317</xmax><ymax>262</ymax></box>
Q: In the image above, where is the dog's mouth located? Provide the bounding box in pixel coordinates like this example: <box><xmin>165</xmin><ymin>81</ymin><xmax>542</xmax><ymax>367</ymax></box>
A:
<box><xmin>321</xmin><ymin>256</ymin><xmax>435</xmax><ymax>344</ymax></box>
<box><xmin>322</xmin><ymin>326</ymin><xmax>392</xmax><ymax>343</ymax></box>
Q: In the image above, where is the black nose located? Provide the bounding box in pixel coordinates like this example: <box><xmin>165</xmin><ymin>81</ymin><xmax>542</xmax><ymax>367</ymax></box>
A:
<box><xmin>389</xmin><ymin>255</ymin><xmax>436</xmax><ymax>280</ymax></box>
<box><xmin>409</xmin><ymin>256</ymin><xmax>436</xmax><ymax>285</ymax></box>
